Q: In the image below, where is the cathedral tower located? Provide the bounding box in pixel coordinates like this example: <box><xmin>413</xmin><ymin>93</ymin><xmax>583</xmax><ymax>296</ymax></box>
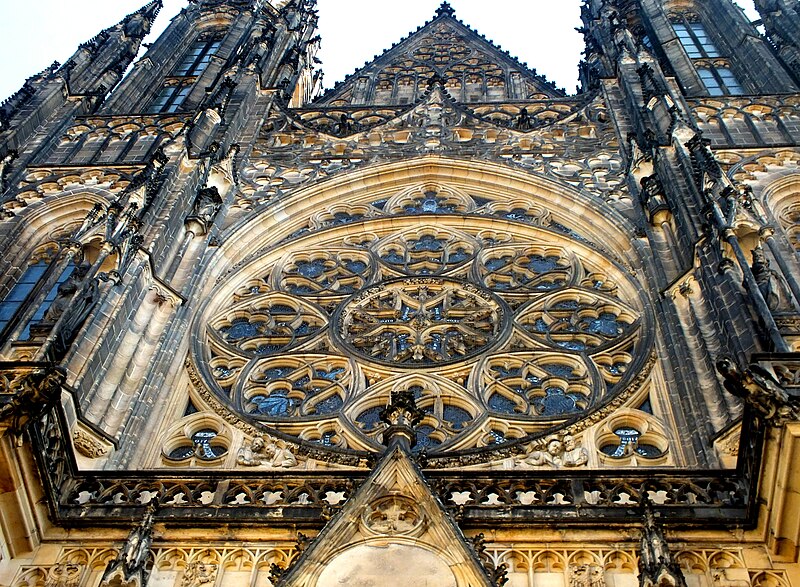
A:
<box><xmin>1</xmin><ymin>1</ymin><xmax>800</xmax><ymax>586</ymax></box>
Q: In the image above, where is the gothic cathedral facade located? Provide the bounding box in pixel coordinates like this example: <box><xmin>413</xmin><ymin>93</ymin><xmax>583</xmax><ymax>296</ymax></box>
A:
<box><xmin>1</xmin><ymin>0</ymin><xmax>800</xmax><ymax>585</ymax></box>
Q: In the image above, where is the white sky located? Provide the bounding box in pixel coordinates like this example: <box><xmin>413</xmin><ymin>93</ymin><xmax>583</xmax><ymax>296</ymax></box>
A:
<box><xmin>0</xmin><ymin>0</ymin><xmax>762</xmax><ymax>102</ymax></box>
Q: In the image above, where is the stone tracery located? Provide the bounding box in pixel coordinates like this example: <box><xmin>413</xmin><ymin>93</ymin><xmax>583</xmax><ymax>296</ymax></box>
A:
<box><xmin>197</xmin><ymin>202</ymin><xmax>651</xmax><ymax>456</ymax></box>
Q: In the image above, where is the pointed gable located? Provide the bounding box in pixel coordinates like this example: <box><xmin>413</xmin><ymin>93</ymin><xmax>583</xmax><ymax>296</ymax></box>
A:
<box><xmin>278</xmin><ymin>444</ymin><xmax>498</xmax><ymax>587</ymax></box>
<box><xmin>315</xmin><ymin>2</ymin><xmax>565</xmax><ymax>107</ymax></box>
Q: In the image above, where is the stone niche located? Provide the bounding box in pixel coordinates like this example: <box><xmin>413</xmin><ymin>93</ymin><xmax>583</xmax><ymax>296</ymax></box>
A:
<box><xmin>316</xmin><ymin>543</ymin><xmax>457</xmax><ymax>587</ymax></box>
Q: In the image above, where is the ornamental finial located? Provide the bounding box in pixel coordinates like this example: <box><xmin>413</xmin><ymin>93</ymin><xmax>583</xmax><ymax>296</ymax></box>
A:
<box><xmin>436</xmin><ymin>1</ymin><xmax>456</xmax><ymax>17</ymax></box>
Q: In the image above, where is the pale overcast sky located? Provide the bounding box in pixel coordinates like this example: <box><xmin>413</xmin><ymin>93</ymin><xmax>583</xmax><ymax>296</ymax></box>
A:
<box><xmin>0</xmin><ymin>0</ymin><xmax>761</xmax><ymax>101</ymax></box>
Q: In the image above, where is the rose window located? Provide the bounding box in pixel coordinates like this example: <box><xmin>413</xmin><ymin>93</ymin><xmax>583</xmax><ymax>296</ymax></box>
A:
<box><xmin>199</xmin><ymin>215</ymin><xmax>651</xmax><ymax>454</ymax></box>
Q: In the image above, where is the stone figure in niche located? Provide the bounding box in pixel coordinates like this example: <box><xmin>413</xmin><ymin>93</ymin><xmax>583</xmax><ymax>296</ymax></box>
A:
<box><xmin>335</xmin><ymin>114</ymin><xmax>355</xmax><ymax>134</ymax></box>
<box><xmin>42</xmin><ymin>262</ymin><xmax>93</xmax><ymax>324</ymax></box>
<box><xmin>518</xmin><ymin>434</ymin><xmax>589</xmax><ymax>468</ymax></box>
<box><xmin>513</xmin><ymin>108</ymin><xmax>533</xmax><ymax>130</ymax></box>
<box><xmin>186</xmin><ymin>186</ymin><xmax>222</xmax><ymax>235</ymax></box>
<box><xmin>640</xmin><ymin>174</ymin><xmax>669</xmax><ymax>220</ymax></box>
<box><xmin>749</xmin><ymin>246</ymin><xmax>781</xmax><ymax>311</ymax></box>
<box><xmin>39</xmin><ymin>261</ymin><xmax>99</xmax><ymax>359</ymax></box>
<box><xmin>237</xmin><ymin>435</ymin><xmax>298</xmax><ymax>468</ymax></box>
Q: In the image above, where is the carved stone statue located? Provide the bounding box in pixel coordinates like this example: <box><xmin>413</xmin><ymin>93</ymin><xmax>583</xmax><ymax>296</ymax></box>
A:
<box><xmin>562</xmin><ymin>434</ymin><xmax>589</xmax><ymax>467</ymax></box>
<box><xmin>518</xmin><ymin>434</ymin><xmax>589</xmax><ymax>469</ymax></box>
<box><xmin>522</xmin><ymin>436</ymin><xmax>564</xmax><ymax>467</ymax></box>
<box><xmin>42</xmin><ymin>262</ymin><xmax>92</xmax><ymax>324</ymax></box>
<box><xmin>717</xmin><ymin>358</ymin><xmax>799</xmax><ymax>426</ymax></box>
<box><xmin>750</xmin><ymin>246</ymin><xmax>781</xmax><ymax>311</ymax></box>
<box><xmin>36</xmin><ymin>262</ymin><xmax>99</xmax><ymax>359</ymax></box>
<box><xmin>237</xmin><ymin>435</ymin><xmax>298</xmax><ymax>468</ymax></box>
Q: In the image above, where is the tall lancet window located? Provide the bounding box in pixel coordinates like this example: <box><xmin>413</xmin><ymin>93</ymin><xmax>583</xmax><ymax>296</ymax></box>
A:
<box><xmin>0</xmin><ymin>245</ymin><xmax>62</xmax><ymax>339</ymax></box>
<box><xmin>671</xmin><ymin>16</ymin><xmax>746</xmax><ymax>96</ymax></box>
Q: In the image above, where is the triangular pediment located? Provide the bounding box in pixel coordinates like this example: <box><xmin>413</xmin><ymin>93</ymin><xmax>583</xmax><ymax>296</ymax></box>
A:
<box><xmin>278</xmin><ymin>443</ymin><xmax>497</xmax><ymax>587</ymax></box>
<box><xmin>315</xmin><ymin>3</ymin><xmax>565</xmax><ymax>107</ymax></box>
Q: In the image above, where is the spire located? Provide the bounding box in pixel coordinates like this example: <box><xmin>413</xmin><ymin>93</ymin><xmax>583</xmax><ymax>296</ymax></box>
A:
<box><xmin>754</xmin><ymin>0</ymin><xmax>800</xmax><ymax>80</ymax></box>
<box><xmin>121</xmin><ymin>0</ymin><xmax>163</xmax><ymax>40</ymax></box>
<box><xmin>638</xmin><ymin>505</ymin><xmax>687</xmax><ymax>587</ymax></box>
<box><xmin>65</xmin><ymin>0</ymin><xmax>164</xmax><ymax>97</ymax></box>
<box><xmin>436</xmin><ymin>1</ymin><xmax>456</xmax><ymax>17</ymax></box>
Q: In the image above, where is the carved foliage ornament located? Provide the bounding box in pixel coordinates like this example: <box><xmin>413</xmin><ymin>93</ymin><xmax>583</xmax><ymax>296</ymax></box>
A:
<box><xmin>72</xmin><ymin>429</ymin><xmax>109</xmax><ymax>459</ymax></box>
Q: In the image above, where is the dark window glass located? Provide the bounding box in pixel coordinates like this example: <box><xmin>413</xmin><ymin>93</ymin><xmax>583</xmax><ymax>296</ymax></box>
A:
<box><xmin>717</xmin><ymin>67</ymin><xmax>745</xmax><ymax>95</ymax></box>
<box><xmin>673</xmin><ymin>22</ymin><xmax>720</xmax><ymax>58</ymax></box>
<box><xmin>20</xmin><ymin>264</ymin><xmax>75</xmax><ymax>340</ymax></box>
<box><xmin>0</xmin><ymin>261</ymin><xmax>49</xmax><ymax>335</ymax></box>
<box><xmin>698</xmin><ymin>67</ymin><xmax>745</xmax><ymax>96</ymax></box>
<box><xmin>173</xmin><ymin>39</ymin><xmax>222</xmax><ymax>77</ymax></box>
<box><xmin>148</xmin><ymin>83</ymin><xmax>192</xmax><ymax>114</ymax></box>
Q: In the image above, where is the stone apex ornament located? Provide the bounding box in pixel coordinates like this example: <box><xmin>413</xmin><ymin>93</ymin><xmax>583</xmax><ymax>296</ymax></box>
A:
<box><xmin>361</xmin><ymin>495</ymin><xmax>426</xmax><ymax>537</ymax></box>
<box><xmin>436</xmin><ymin>1</ymin><xmax>456</xmax><ymax>17</ymax></box>
<box><xmin>717</xmin><ymin>357</ymin><xmax>800</xmax><ymax>426</ymax></box>
<box><xmin>379</xmin><ymin>389</ymin><xmax>425</xmax><ymax>448</ymax></box>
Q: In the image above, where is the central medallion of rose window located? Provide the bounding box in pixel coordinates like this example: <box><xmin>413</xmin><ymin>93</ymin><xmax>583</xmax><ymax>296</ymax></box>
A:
<box><xmin>336</xmin><ymin>278</ymin><xmax>505</xmax><ymax>366</ymax></box>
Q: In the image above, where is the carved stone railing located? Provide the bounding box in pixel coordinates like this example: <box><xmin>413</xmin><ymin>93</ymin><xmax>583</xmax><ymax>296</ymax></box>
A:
<box><xmin>28</xmin><ymin>396</ymin><xmax>763</xmax><ymax>527</ymax></box>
